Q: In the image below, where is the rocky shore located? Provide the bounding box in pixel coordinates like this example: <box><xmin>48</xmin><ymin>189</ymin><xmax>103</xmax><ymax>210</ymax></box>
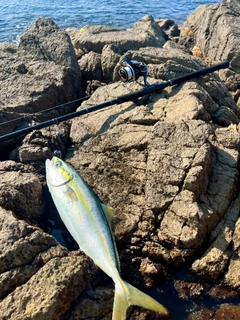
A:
<box><xmin>1</xmin><ymin>0</ymin><xmax>240</xmax><ymax>319</ymax></box>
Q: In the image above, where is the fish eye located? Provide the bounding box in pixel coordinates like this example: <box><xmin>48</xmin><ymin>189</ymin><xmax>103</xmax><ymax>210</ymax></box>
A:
<box><xmin>55</xmin><ymin>160</ymin><xmax>62</xmax><ymax>168</ymax></box>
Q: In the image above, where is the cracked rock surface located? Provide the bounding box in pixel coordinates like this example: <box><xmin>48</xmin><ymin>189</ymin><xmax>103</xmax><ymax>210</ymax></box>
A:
<box><xmin>0</xmin><ymin>207</ymin><xmax>94</xmax><ymax>320</ymax></box>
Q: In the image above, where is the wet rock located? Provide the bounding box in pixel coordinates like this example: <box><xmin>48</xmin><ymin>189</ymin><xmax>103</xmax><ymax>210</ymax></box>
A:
<box><xmin>139</xmin><ymin>257</ymin><xmax>171</xmax><ymax>287</ymax></box>
<box><xmin>174</xmin><ymin>280</ymin><xmax>205</xmax><ymax>300</ymax></box>
<box><xmin>127</xmin><ymin>307</ymin><xmax>172</xmax><ymax>320</ymax></box>
<box><xmin>208</xmin><ymin>284</ymin><xmax>239</xmax><ymax>300</ymax></box>
<box><xmin>187</xmin><ymin>303</ymin><xmax>240</xmax><ymax>320</ymax></box>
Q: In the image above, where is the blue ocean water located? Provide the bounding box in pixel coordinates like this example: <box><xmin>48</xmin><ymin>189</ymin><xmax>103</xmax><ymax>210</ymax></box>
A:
<box><xmin>1</xmin><ymin>0</ymin><xmax>221</xmax><ymax>43</ymax></box>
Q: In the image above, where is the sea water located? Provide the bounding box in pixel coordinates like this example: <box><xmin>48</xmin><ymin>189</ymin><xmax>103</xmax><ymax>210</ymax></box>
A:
<box><xmin>1</xmin><ymin>0</ymin><xmax>221</xmax><ymax>43</ymax></box>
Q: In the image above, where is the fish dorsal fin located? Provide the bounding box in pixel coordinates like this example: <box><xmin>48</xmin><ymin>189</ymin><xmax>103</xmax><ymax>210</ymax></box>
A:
<box><xmin>101</xmin><ymin>203</ymin><xmax>121</xmax><ymax>272</ymax></box>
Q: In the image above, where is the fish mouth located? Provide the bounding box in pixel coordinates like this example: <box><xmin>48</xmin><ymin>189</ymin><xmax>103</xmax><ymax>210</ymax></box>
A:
<box><xmin>45</xmin><ymin>158</ymin><xmax>51</xmax><ymax>166</ymax></box>
<box><xmin>45</xmin><ymin>158</ymin><xmax>53</xmax><ymax>170</ymax></box>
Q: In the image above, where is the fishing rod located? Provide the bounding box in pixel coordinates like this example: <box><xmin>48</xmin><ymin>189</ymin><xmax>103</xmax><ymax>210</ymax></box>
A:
<box><xmin>0</xmin><ymin>60</ymin><xmax>229</xmax><ymax>143</ymax></box>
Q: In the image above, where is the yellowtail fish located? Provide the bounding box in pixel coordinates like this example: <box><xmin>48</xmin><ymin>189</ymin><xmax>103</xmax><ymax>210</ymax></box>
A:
<box><xmin>46</xmin><ymin>156</ymin><xmax>169</xmax><ymax>320</ymax></box>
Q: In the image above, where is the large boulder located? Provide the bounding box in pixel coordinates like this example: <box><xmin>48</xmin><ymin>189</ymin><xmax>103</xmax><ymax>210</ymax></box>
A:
<box><xmin>69</xmin><ymin>99</ymin><xmax>239</xmax><ymax>266</ymax></box>
<box><xmin>0</xmin><ymin>18</ymin><xmax>83</xmax><ymax>158</ymax></box>
<box><xmin>72</xmin><ymin>14</ymin><xmax>167</xmax><ymax>54</ymax></box>
<box><xmin>179</xmin><ymin>0</ymin><xmax>240</xmax><ymax>105</ymax></box>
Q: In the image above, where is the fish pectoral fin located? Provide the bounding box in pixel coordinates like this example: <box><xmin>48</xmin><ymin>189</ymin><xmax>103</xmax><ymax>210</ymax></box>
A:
<box><xmin>66</xmin><ymin>185</ymin><xmax>78</xmax><ymax>202</ymax></box>
<box><xmin>101</xmin><ymin>203</ymin><xmax>115</xmax><ymax>227</ymax></box>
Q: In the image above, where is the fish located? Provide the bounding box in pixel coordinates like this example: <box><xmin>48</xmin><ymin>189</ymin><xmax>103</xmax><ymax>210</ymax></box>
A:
<box><xmin>46</xmin><ymin>156</ymin><xmax>169</xmax><ymax>320</ymax></box>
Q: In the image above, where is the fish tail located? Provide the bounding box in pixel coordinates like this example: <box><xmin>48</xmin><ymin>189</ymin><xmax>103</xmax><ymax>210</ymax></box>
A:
<box><xmin>112</xmin><ymin>279</ymin><xmax>169</xmax><ymax>320</ymax></box>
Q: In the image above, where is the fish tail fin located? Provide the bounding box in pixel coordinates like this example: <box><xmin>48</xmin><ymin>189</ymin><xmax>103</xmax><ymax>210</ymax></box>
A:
<box><xmin>112</xmin><ymin>279</ymin><xmax>169</xmax><ymax>320</ymax></box>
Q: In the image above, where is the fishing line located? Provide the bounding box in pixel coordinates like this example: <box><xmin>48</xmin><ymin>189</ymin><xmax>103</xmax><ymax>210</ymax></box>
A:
<box><xmin>0</xmin><ymin>95</ymin><xmax>90</xmax><ymax>127</ymax></box>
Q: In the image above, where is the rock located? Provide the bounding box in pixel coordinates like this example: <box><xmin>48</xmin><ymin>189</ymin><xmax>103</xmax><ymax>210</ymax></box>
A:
<box><xmin>0</xmin><ymin>254</ymin><xmax>92</xmax><ymax>320</ymax></box>
<box><xmin>0</xmin><ymin>207</ymin><xmax>65</xmax><ymax>298</ymax></box>
<box><xmin>0</xmin><ymin>43</ymin><xmax>26</xmax><ymax>155</ymax></box>
<box><xmin>174</xmin><ymin>280</ymin><xmax>205</xmax><ymax>300</ymax></box>
<box><xmin>66</xmin><ymin>286</ymin><xmax>114</xmax><ymax>320</ymax></box>
<box><xmin>69</xmin><ymin>106</ymin><xmax>238</xmax><ymax>271</ymax></box>
<box><xmin>187</xmin><ymin>303</ymin><xmax>240</xmax><ymax>320</ymax></box>
<box><xmin>101</xmin><ymin>44</ymin><xmax>122</xmax><ymax>83</ymax></box>
<box><xmin>0</xmin><ymin>207</ymin><xmax>94</xmax><ymax>320</ymax></box>
<box><xmin>73</xmin><ymin>14</ymin><xmax>167</xmax><ymax>54</ymax></box>
<box><xmin>157</xmin><ymin>19</ymin><xmax>180</xmax><ymax>39</ymax></box>
<box><xmin>78</xmin><ymin>51</ymin><xmax>102</xmax><ymax>82</ymax></box>
<box><xmin>0</xmin><ymin>161</ymin><xmax>44</xmax><ymax>219</ymax></box>
<box><xmin>190</xmin><ymin>178</ymin><xmax>240</xmax><ymax>285</ymax></box>
<box><xmin>179</xmin><ymin>0</ymin><xmax>240</xmax><ymax>103</ymax></box>
<box><xmin>0</xmin><ymin>18</ymin><xmax>83</xmax><ymax>158</ymax></box>
<box><xmin>10</xmin><ymin>122</ymin><xmax>71</xmax><ymax>163</ymax></box>
<box><xmin>145</xmin><ymin>121</ymin><xmax>238</xmax><ymax>266</ymax></box>
<box><xmin>139</xmin><ymin>257</ymin><xmax>170</xmax><ymax>287</ymax></box>
<box><xmin>123</xmin><ymin>46</ymin><xmax>239</xmax><ymax>125</ymax></box>
<box><xmin>85</xmin><ymin>80</ymin><xmax>107</xmax><ymax>95</ymax></box>
<box><xmin>18</xmin><ymin>19</ymin><xmax>77</xmax><ymax>68</ymax></box>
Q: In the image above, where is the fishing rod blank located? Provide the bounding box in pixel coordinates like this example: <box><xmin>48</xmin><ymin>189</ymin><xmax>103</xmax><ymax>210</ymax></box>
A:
<box><xmin>0</xmin><ymin>60</ymin><xmax>229</xmax><ymax>143</ymax></box>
